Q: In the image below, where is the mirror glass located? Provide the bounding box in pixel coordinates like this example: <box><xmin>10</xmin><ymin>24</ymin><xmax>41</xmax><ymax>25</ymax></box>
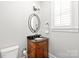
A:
<box><xmin>28</xmin><ymin>13</ymin><xmax>40</xmax><ymax>33</ymax></box>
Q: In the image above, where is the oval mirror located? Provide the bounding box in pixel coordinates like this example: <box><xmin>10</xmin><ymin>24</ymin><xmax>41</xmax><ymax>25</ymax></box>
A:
<box><xmin>28</xmin><ymin>13</ymin><xmax>40</xmax><ymax>33</ymax></box>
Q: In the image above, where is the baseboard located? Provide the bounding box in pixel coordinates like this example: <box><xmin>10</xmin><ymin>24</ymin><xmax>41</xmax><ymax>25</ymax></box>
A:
<box><xmin>49</xmin><ymin>53</ymin><xmax>57</xmax><ymax>58</ymax></box>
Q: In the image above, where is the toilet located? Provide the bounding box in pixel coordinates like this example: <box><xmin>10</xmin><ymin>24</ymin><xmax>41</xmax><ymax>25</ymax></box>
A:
<box><xmin>0</xmin><ymin>45</ymin><xmax>19</xmax><ymax>58</ymax></box>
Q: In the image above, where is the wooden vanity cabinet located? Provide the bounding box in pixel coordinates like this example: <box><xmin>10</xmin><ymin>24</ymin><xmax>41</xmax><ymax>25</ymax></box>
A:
<box><xmin>27</xmin><ymin>37</ymin><xmax>48</xmax><ymax>58</ymax></box>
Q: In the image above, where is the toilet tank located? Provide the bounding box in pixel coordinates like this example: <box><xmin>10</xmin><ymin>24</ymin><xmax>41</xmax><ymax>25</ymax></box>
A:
<box><xmin>0</xmin><ymin>45</ymin><xmax>19</xmax><ymax>58</ymax></box>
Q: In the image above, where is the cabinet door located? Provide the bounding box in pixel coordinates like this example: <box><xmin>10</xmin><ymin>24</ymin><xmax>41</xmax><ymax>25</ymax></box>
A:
<box><xmin>36</xmin><ymin>40</ymin><xmax>48</xmax><ymax>58</ymax></box>
<box><xmin>28</xmin><ymin>49</ymin><xmax>36</xmax><ymax>58</ymax></box>
<box><xmin>27</xmin><ymin>40</ymin><xmax>36</xmax><ymax>58</ymax></box>
<box><xmin>44</xmin><ymin>48</ymin><xmax>48</xmax><ymax>58</ymax></box>
<box><xmin>36</xmin><ymin>48</ymin><xmax>44</xmax><ymax>58</ymax></box>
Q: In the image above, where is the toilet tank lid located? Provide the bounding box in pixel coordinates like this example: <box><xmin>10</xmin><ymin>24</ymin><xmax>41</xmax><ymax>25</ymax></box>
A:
<box><xmin>0</xmin><ymin>45</ymin><xmax>19</xmax><ymax>53</ymax></box>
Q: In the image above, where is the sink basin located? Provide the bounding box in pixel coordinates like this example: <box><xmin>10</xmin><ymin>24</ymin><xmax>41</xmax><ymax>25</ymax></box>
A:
<box><xmin>35</xmin><ymin>38</ymin><xmax>43</xmax><ymax>41</ymax></box>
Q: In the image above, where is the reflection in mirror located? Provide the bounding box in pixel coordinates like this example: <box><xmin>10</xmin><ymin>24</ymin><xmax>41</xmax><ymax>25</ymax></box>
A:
<box><xmin>28</xmin><ymin>13</ymin><xmax>40</xmax><ymax>33</ymax></box>
<box><xmin>31</xmin><ymin>16</ymin><xmax>39</xmax><ymax>31</ymax></box>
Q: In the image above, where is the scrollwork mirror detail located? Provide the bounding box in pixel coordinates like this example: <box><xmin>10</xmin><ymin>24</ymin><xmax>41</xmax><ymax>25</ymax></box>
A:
<box><xmin>28</xmin><ymin>13</ymin><xmax>40</xmax><ymax>33</ymax></box>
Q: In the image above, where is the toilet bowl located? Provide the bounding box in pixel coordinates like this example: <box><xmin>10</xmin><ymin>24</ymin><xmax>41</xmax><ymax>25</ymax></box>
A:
<box><xmin>0</xmin><ymin>45</ymin><xmax>19</xmax><ymax>58</ymax></box>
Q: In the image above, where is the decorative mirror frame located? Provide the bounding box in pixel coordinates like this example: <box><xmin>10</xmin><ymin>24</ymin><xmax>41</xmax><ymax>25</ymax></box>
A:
<box><xmin>28</xmin><ymin>13</ymin><xmax>40</xmax><ymax>33</ymax></box>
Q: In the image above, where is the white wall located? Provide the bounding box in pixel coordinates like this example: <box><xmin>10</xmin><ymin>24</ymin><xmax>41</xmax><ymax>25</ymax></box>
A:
<box><xmin>40</xmin><ymin>1</ymin><xmax>51</xmax><ymax>37</ymax></box>
<box><xmin>0</xmin><ymin>1</ymin><xmax>40</xmax><ymax>57</ymax></box>
<box><xmin>1</xmin><ymin>1</ymin><xmax>79</xmax><ymax>58</ymax></box>
<box><xmin>40</xmin><ymin>1</ymin><xmax>79</xmax><ymax>58</ymax></box>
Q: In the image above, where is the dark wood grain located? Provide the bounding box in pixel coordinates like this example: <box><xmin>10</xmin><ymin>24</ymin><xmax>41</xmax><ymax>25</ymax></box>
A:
<box><xmin>27</xmin><ymin>37</ymin><xmax>48</xmax><ymax>58</ymax></box>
